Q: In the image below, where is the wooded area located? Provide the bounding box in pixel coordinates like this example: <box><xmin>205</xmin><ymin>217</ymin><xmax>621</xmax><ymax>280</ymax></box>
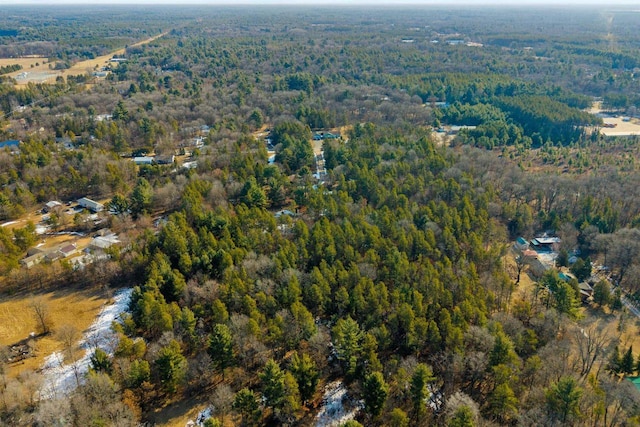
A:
<box><xmin>2</xmin><ymin>5</ymin><xmax>640</xmax><ymax>426</ymax></box>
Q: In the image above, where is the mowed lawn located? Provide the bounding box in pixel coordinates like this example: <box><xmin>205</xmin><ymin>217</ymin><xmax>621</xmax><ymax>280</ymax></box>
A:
<box><xmin>0</xmin><ymin>287</ymin><xmax>110</xmax><ymax>378</ymax></box>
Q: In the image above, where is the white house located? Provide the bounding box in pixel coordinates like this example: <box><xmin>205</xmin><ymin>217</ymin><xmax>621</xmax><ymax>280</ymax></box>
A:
<box><xmin>77</xmin><ymin>197</ymin><xmax>104</xmax><ymax>212</ymax></box>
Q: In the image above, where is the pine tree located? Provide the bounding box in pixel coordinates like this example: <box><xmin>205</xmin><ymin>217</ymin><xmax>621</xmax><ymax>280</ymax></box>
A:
<box><xmin>208</xmin><ymin>324</ymin><xmax>235</xmax><ymax>378</ymax></box>
<box><xmin>621</xmin><ymin>346</ymin><xmax>635</xmax><ymax>375</ymax></box>
<box><xmin>233</xmin><ymin>388</ymin><xmax>260</xmax><ymax>426</ymax></box>
<box><xmin>363</xmin><ymin>371</ymin><xmax>388</xmax><ymax>418</ymax></box>
<box><xmin>155</xmin><ymin>340</ymin><xmax>187</xmax><ymax>394</ymax></box>
<box><xmin>260</xmin><ymin>359</ymin><xmax>286</xmax><ymax>412</ymax></box>
<box><xmin>608</xmin><ymin>346</ymin><xmax>622</xmax><ymax>374</ymax></box>
<box><xmin>546</xmin><ymin>376</ymin><xmax>582</xmax><ymax>424</ymax></box>
<box><xmin>290</xmin><ymin>352</ymin><xmax>319</xmax><ymax>405</ymax></box>
<box><xmin>410</xmin><ymin>363</ymin><xmax>435</xmax><ymax>418</ymax></box>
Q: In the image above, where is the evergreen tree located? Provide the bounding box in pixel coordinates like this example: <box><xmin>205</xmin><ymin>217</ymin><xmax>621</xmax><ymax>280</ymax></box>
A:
<box><xmin>155</xmin><ymin>340</ymin><xmax>187</xmax><ymax>394</ymax></box>
<box><xmin>208</xmin><ymin>324</ymin><xmax>235</xmax><ymax>377</ymax></box>
<box><xmin>129</xmin><ymin>177</ymin><xmax>153</xmax><ymax>218</ymax></box>
<box><xmin>621</xmin><ymin>346</ymin><xmax>635</xmax><ymax>375</ymax></box>
<box><xmin>233</xmin><ymin>388</ymin><xmax>260</xmax><ymax>426</ymax></box>
<box><xmin>332</xmin><ymin>316</ymin><xmax>363</xmax><ymax>377</ymax></box>
<box><xmin>410</xmin><ymin>363</ymin><xmax>435</xmax><ymax>418</ymax></box>
<box><xmin>362</xmin><ymin>371</ymin><xmax>388</xmax><ymax>418</ymax></box>
<box><xmin>389</xmin><ymin>408</ymin><xmax>410</xmax><ymax>427</ymax></box>
<box><xmin>260</xmin><ymin>359</ymin><xmax>286</xmax><ymax>412</ymax></box>
<box><xmin>90</xmin><ymin>348</ymin><xmax>112</xmax><ymax>374</ymax></box>
<box><xmin>290</xmin><ymin>352</ymin><xmax>319</xmax><ymax>404</ymax></box>
<box><xmin>545</xmin><ymin>376</ymin><xmax>582</xmax><ymax>424</ymax></box>
<box><xmin>592</xmin><ymin>280</ymin><xmax>611</xmax><ymax>307</ymax></box>
<box><xmin>608</xmin><ymin>346</ymin><xmax>622</xmax><ymax>374</ymax></box>
<box><xmin>487</xmin><ymin>383</ymin><xmax>518</xmax><ymax>423</ymax></box>
<box><xmin>448</xmin><ymin>406</ymin><xmax>476</xmax><ymax>427</ymax></box>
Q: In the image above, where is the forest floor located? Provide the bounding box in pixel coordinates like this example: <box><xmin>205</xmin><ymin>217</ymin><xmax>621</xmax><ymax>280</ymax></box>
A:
<box><xmin>0</xmin><ymin>285</ymin><xmax>110</xmax><ymax>378</ymax></box>
<box><xmin>3</xmin><ymin>31</ymin><xmax>168</xmax><ymax>86</ymax></box>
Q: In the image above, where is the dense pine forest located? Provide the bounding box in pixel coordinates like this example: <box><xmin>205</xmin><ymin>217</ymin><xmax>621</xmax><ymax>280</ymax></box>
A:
<box><xmin>2</xmin><ymin>5</ymin><xmax>640</xmax><ymax>426</ymax></box>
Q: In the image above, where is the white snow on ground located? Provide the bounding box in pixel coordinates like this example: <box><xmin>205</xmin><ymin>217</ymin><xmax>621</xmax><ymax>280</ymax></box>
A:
<box><xmin>315</xmin><ymin>380</ymin><xmax>363</xmax><ymax>427</ymax></box>
<box><xmin>0</xmin><ymin>221</ymin><xmax>18</xmax><ymax>227</ymax></box>
<box><xmin>35</xmin><ymin>224</ymin><xmax>48</xmax><ymax>234</ymax></box>
<box><xmin>39</xmin><ymin>288</ymin><xmax>133</xmax><ymax>400</ymax></box>
<box><xmin>186</xmin><ymin>407</ymin><xmax>213</xmax><ymax>427</ymax></box>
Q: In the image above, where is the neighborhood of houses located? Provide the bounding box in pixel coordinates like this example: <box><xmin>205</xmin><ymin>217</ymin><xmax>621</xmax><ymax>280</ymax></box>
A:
<box><xmin>1</xmin><ymin>123</ymin><xmax>347</xmax><ymax>272</ymax></box>
<box><xmin>5</xmin><ymin>196</ymin><xmax>120</xmax><ymax>271</ymax></box>
<box><xmin>513</xmin><ymin>234</ymin><xmax>601</xmax><ymax>304</ymax></box>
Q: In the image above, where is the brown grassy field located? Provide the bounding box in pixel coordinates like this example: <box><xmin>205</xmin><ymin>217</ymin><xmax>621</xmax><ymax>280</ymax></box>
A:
<box><xmin>0</xmin><ymin>286</ymin><xmax>110</xmax><ymax>378</ymax></box>
<box><xmin>0</xmin><ymin>57</ymin><xmax>48</xmax><ymax>69</ymax></box>
<box><xmin>3</xmin><ymin>32</ymin><xmax>167</xmax><ymax>86</ymax></box>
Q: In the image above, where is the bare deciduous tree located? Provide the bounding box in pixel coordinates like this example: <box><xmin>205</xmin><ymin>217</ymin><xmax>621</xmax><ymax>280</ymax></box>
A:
<box><xmin>29</xmin><ymin>296</ymin><xmax>52</xmax><ymax>335</ymax></box>
<box><xmin>57</xmin><ymin>324</ymin><xmax>81</xmax><ymax>386</ymax></box>
<box><xmin>572</xmin><ymin>321</ymin><xmax>613</xmax><ymax>378</ymax></box>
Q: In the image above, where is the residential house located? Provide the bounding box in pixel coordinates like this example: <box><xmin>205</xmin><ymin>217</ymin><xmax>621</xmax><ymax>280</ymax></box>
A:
<box><xmin>42</xmin><ymin>200</ymin><xmax>63</xmax><ymax>213</ymax></box>
<box><xmin>21</xmin><ymin>250</ymin><xmax>46</xmax><ymax>269</ymax></box>
<box><xmin>578</xmin><ymin>282</ymin><xmax>594</xmax><ymax>303</ymax></box>
<box><xmin>448</xmin><ymin>125</ymin><xmax>477</xmax><ymax>134</ymax></box>
<box><xmin>156</xmin><ymin>155</ymin><xmax>175</xmax><ymax>165</ymax></box>
<box><xmin>530</xmin><ymin>236</ymin><xmax>561</xmax><ymax>252</ymax></box>
<box><xmin>77</xmin><ymin>197</ymin><xmax>104</xmax><ymax>212</ymax></box>
<box><xmin>89</xmin><ymin>233</ymin><xmax>120</xmax><ymax>252</ymax></box>
<box><xmin>59</xmin><ymin>243</ymin><xmax>78</xmax><ymax>258</ymax></box>
<box><xmin>133</xmin><ymin>156</ymin><xmax>155</xmax><ymax>165</ymax></box>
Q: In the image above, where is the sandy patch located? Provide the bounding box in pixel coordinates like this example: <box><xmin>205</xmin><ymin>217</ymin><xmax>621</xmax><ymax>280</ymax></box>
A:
<box><xmin>598</xmin><ymin>117</ymin><xmax>640</xmax><ymax>136</ymax></box>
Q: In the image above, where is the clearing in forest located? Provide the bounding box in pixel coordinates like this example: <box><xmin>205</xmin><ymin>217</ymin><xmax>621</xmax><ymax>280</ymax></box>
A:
<box><xmin>0</xmin><ymin>286</ymin><xmax>110</xmax><ymax>378</ymax></box>
<box><xmin>3</xmin><ymin>32</ymin><xmax>168</xmax><ymax>86</ymax></box>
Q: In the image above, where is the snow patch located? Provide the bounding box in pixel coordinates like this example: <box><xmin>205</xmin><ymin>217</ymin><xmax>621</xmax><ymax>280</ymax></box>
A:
<box><xmin>315</xmin><ymin>380</ymin><xmax>363</xmax><ymax>427</ymax></box>
<box><xmin>39</xmin><ymin>288</ymin><xmax>133</xmax><ymax>399</ymax></box>
<box><xmin>0</xmin><ymin>221</ymin><xmax>18</xmax><ymax>227</ymax></box>
<box><xmin>186</xmin><ymin>406</ymin><xmax>213</xmax><ymax>426</ymax></box>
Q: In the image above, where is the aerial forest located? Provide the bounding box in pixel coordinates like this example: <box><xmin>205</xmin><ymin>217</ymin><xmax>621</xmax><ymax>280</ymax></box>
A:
<box><xmin>1</xmin><ymin>5</ymin><xmax>640</xmax><ymax>426</ymax></box>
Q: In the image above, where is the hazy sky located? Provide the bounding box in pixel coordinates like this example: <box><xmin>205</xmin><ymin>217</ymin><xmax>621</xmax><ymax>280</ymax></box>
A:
<box><xmin>3</xmin><ymin>0</ymin><xmax>640</xmax><ymax>5</ymax></box>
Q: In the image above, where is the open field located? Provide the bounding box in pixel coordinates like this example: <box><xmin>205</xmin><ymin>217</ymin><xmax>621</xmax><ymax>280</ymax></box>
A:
<box><xmin>0</xmin><ymin>286</ymin><xmax>110</xmax><ymax>378</ymax></box>
<box><xmin>599</xmin><ymin>116</ymin><xmax>640</xmax><ymax>136</ymax></box>
<box><xmin>0</xmin><ymin>57</ymin><xmax>48</xmax><ymax>69</ymax></box>
<box><xmin>3</xmin><ymin>32</ymin><xmax>167</xmax><ymax>86</ymax></box>
<box><xmin>588</xmin><ymin>102</ymin><xmax>640</xmax><ymax>136</ymax></box>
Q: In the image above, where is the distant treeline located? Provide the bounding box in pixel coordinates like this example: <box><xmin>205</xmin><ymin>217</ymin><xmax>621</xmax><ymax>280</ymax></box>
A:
<box><xmin>0</xmin><ymin>64</ymin><xmax>21</xmax><ymax>75</ymax></box>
